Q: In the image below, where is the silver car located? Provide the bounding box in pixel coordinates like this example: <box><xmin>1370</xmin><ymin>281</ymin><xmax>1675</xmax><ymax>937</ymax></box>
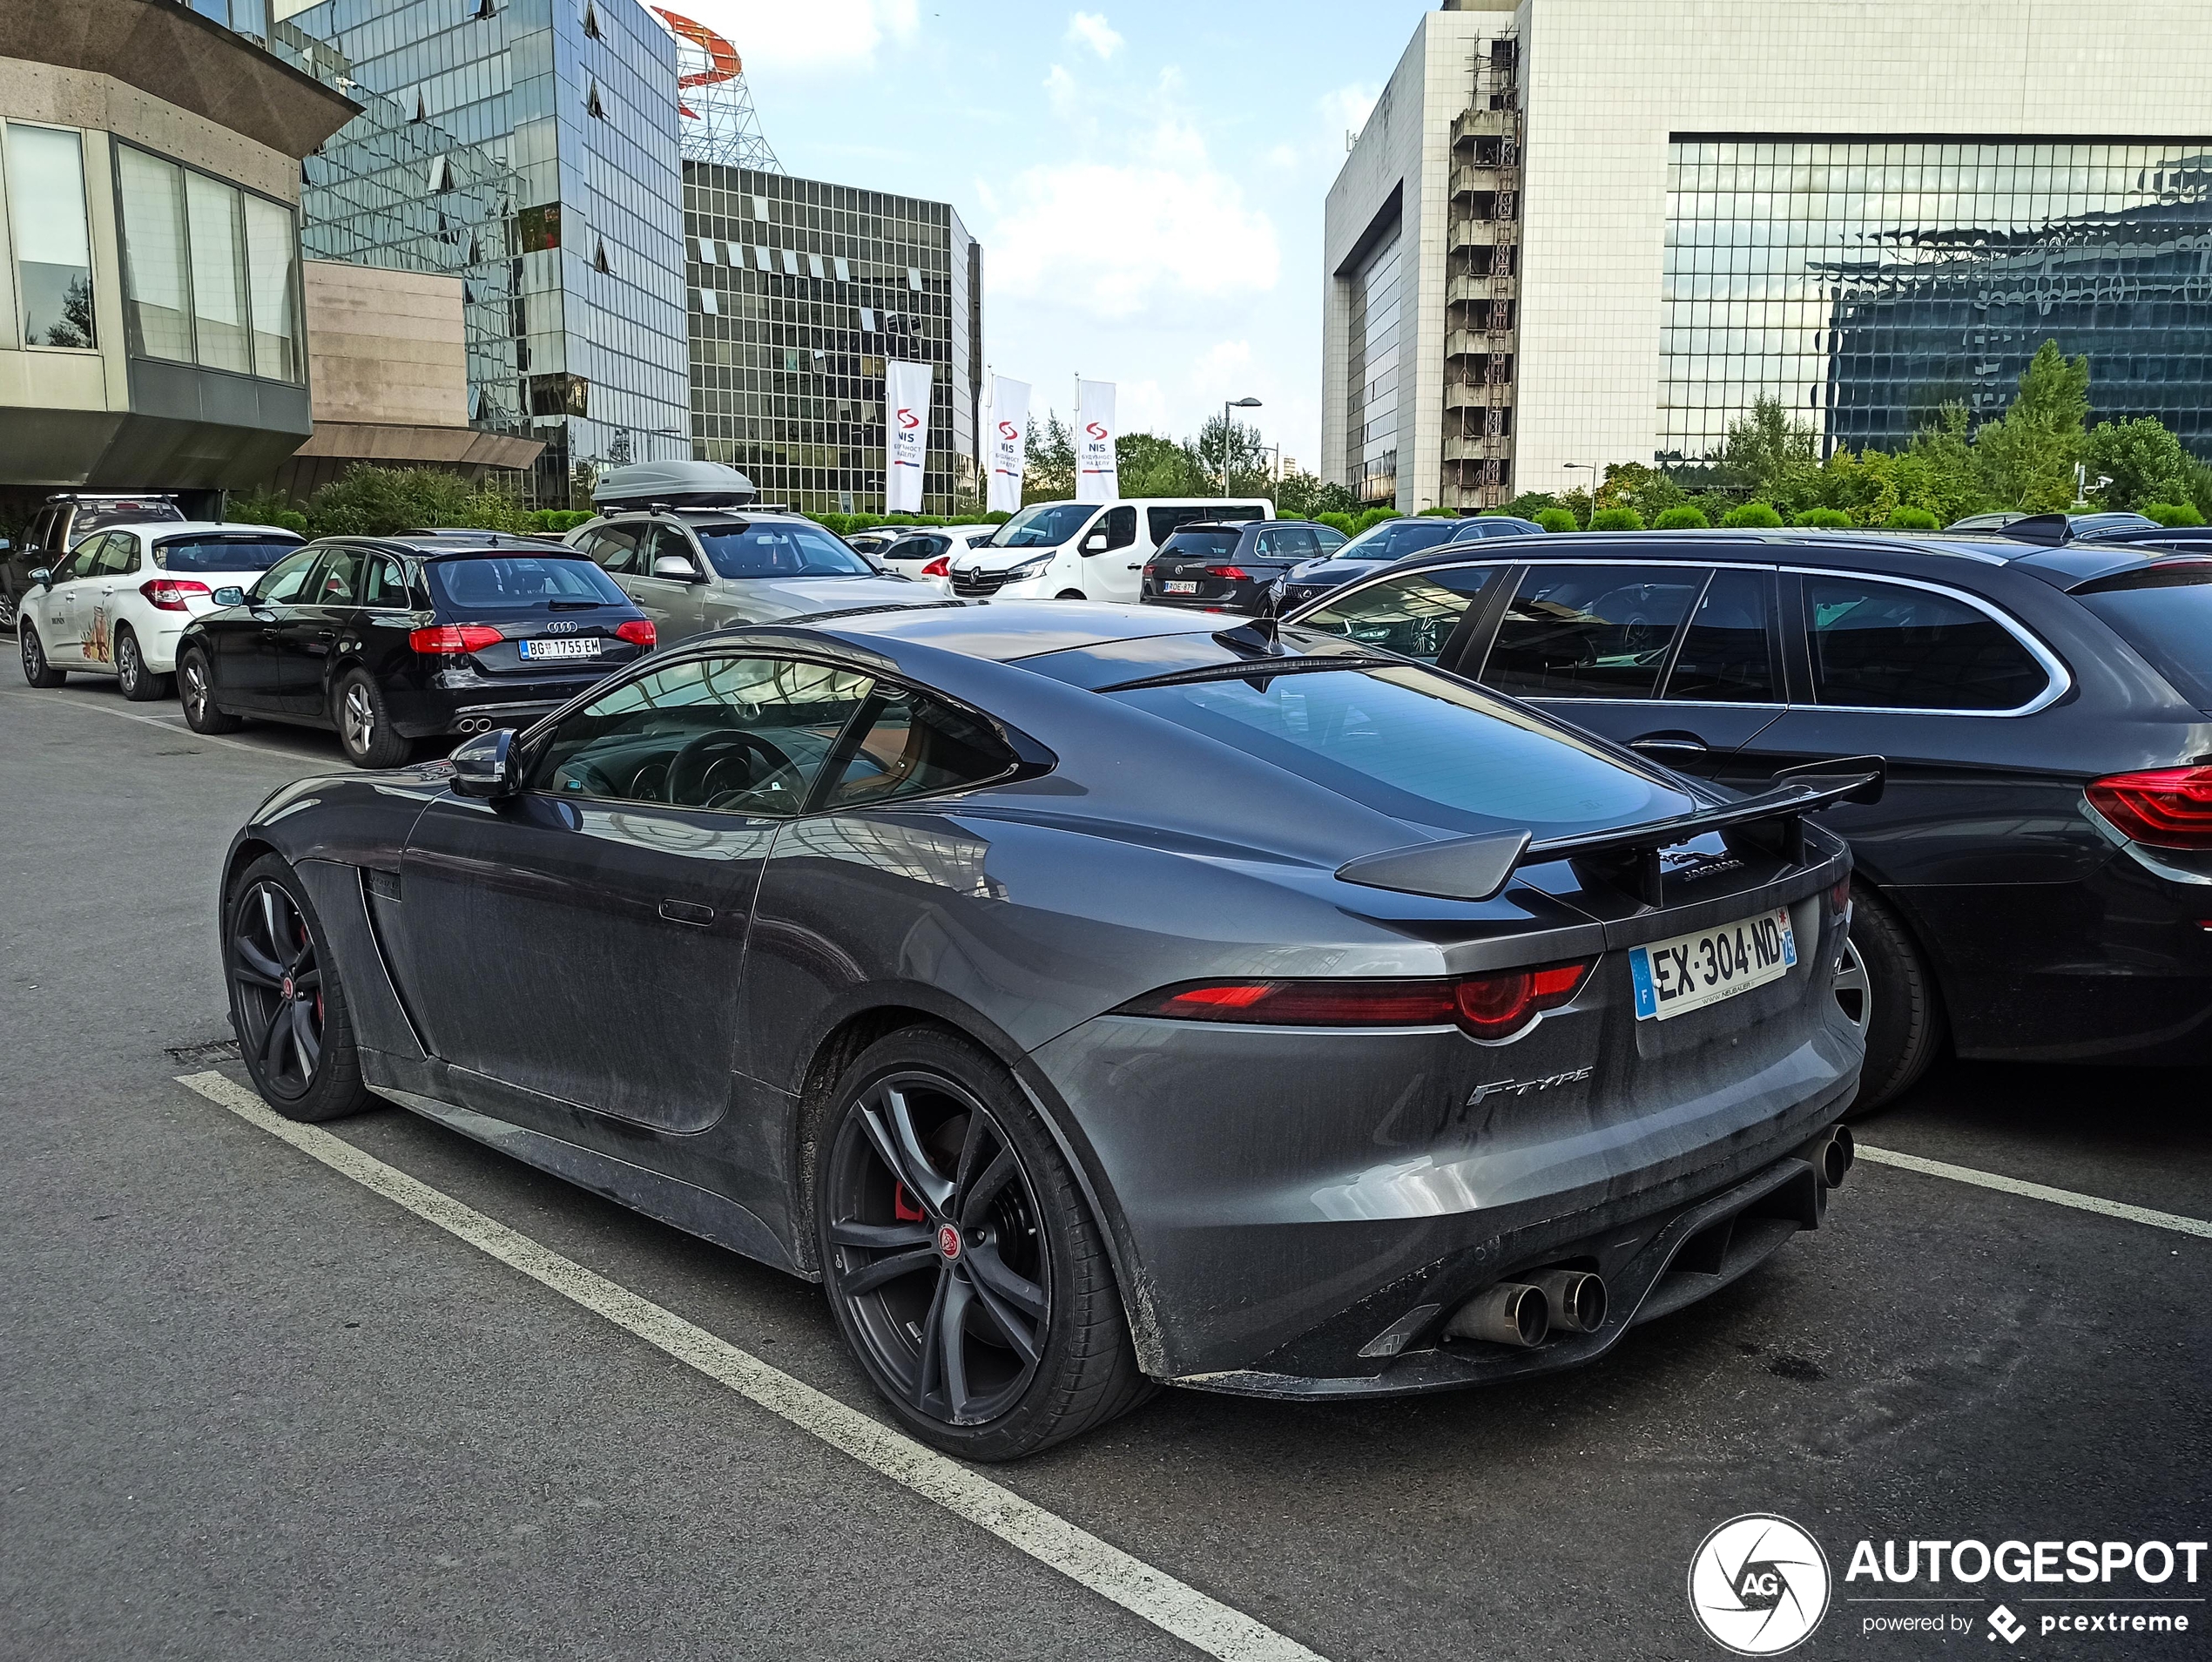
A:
<box><xmin>567</xmin><ymin>506</ymin><xmax>924</xmax><ymax>645</ymax></box>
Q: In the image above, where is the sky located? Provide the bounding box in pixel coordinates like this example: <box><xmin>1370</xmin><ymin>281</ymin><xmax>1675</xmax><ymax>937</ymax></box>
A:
<box><xmin>675</xmin><ymin>0</ymin><xmax>1437</xmax><ymax>473</ymax></box>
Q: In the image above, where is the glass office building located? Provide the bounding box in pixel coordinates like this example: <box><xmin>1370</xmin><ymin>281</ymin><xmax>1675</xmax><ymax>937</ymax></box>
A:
<box><xmin>685</xmin><ymin>163</ymin><xmax>981</xmax><ymax>516</ymax></box>
<box><xmin>1661</xmin><ymin>138</ymin><xmax>2212</xmax><ymax>459</ymax></box>
<box><xmin>1345</xmin><ymin>228</ymin><xmax>1405</xmax><ymax>504</ymax></box>
<box><xmin>279</xmin><ymin>0</ymin><xmax>690</xmax><ymax>503</ymax></box>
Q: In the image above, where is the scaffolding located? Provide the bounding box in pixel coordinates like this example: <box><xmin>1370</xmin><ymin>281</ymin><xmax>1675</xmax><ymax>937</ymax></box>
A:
<box><xmin>651</xmin><ymin>8</ymin><xmax>781</xmax><ymax>172</ymax></box>
<box><xmin>1441</xmin><ymin>30</ymin><xmax>1521</xmax><ymax>508</ymax></box>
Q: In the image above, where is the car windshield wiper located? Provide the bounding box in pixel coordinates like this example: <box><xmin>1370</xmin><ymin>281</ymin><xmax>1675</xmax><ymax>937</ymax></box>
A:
<box><xmin>1096</xmin><ymin>653</ymin><xmax>1408</xmax><ymax>694</ymax></box>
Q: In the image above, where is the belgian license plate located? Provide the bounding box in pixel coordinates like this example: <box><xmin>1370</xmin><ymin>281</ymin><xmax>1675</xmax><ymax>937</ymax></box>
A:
<box><xmin>1628</xmin><ymin>908</ymin><xmax>1797</xmax><ymax>1021</ymax></box>
<box><xmin>520</xmin><ymin>637</ymin><xmax>599</xmax><ymax>659</ymax></box>
<box><xmin>1163</xmin><ymin>580</ymin><xmax>1198</xmax><ymax>594</ymax></box>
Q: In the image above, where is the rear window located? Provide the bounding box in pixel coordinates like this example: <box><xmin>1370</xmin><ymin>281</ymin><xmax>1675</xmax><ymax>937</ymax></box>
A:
<box><xmin>694</xmin><ymin>523</ymin><xmax>874</xmax><ymax>578</ymax></box>
<box><xmin>2074</xmin><ymin>567</ymin><xmax>2212</xmax><ymax>708</ymax></box>
<box><xmin>1159</xmin><ymin>530</ymin><xmax>1241</xmax><ymax>558</ymax></box>
<box><xmin>429</xmin><ymin>555</ymin><xmax>628</xmax><ymax>611</ymax></box>
<box><xmin>1109</xmin><ymin>664</ymin><xmax>1693</xmax><ymax>837</ymax></box>
<box><xmin>1804</xmin><ymin>576</ymin><xmax>2048</xmax><ymax>711</ymax></box>
<box><xmin>152</xmin><ymin>535</ymin><xmax>300</xmax><ymax>574</ymax></box>
<box><xmin>73</xmin><ymin>500</ymin><xmax>185</xmax><ymax>537</ymax></box>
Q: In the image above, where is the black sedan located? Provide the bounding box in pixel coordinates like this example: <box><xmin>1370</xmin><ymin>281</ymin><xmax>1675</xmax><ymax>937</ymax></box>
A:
<box><xmin>1138</xmin><ymin>518</ymin><xmax>1347</xmax><ymax>612</ymax></box>
<box><xmin>179</xmin><ymin>537</ymin><xmax>656</xmax><ymax>767</ymax></box>
<box><xmin>1274</xmin><ymin>513</ymin><xmax>1543</xmax><ymax>611</ymax></box>
<box><xmin>1286</xmin><ymin>530</ymin><xmax>2212</xmax><ymax>1107</ymax></box>
<box><xmin>218</xmin><ymin>600</ymin><xmax>1862</xmax><ymax>1458</ymax></box>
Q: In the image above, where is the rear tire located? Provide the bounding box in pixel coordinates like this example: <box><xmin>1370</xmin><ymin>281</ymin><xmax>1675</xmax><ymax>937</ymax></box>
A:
<box><xmin>19</xmin><ymin>624</ymin><xmax>64</xmax><ymax>687</ymax></box>
<box><xmin>1840</xmin><ymin>884</ymin><xmax>1943</xmax><ymax>1117</ymax></box>
<box><xmin>814</xmin><ymin>1027</ymin><xmax>1153</xmax><ymax>1460</ymax></box>
<box><xmin>117</xmin><ymin>627</ymin><xmax>169</xmax><ymax>701</ymax></box>
<box><xmin>225</xmin><ymin>854</ymin><xmax>376</xmax><ymax>1123</ymax></box>
<box><xmin>334</xmin><ymin>668</ymin><xmax>413</xmax><ymax>768</ymax></box>
<box><xmin>179</xmin><ymin>647</ymin><xmax>241</xmax><ymax>733</ymax></box>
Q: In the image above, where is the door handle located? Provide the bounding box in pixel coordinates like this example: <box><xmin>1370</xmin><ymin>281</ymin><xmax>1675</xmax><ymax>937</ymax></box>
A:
<box><xmin>658</xmin><ymin>898</ymin><xmax>714</xmax><ymax>927</ymax></box>
<box><xmin>314</xmin><ymin>629</ymin><xmax>335</xmax><ymax>642</ymax></box>
<box><xmin>1631</xmin><ymin>735</ymin><xmax>1710</xmax><ymax>756</ymax></box>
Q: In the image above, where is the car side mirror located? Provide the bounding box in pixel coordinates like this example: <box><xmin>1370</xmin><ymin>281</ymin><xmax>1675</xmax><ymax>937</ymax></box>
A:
<box><xmin>1081</xmin><ymin>533</ymin><xmax>1107</xmax><ymax>554</ymax></box>
<box><xmin>28</xmin><ymin>566</ymin><xmax>50</xmax><ymax>587</ymax></box>
<box><xmin>211</xmin><ymin>584</ymin><xmax>247</xmax><ymax>606</ymax></box>
<box><xmin>653</xmin><ymin>554</ymin><xmax>703</xmax><ymax>581</ymax></box>
<box><xmin>449</xmin><ymin>726</ymin><xmax>520</xmax><ymax>799</ymax></box>
<box><xmin>0</xmin><ymin>537</ymin><xmax>12</xmax><ymax>551</ymax></box>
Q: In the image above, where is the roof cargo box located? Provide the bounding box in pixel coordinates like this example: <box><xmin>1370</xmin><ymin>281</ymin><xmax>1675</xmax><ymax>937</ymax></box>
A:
<box><xmin>591</xmin><ymin>460</ymin><xmax>759</xmax><ymax>510</ymax></box>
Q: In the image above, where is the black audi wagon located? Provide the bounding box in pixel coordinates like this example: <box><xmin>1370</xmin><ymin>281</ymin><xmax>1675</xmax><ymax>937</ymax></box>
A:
<box><xmin>179</xmin><ymin>537</ymin><xmax>656</xmax><ymax>767</ymax></box>
<box><xmin>1286</xmin><ymin>529</ymin><xmax>2212</xmax><ymax>1107</ymax></box>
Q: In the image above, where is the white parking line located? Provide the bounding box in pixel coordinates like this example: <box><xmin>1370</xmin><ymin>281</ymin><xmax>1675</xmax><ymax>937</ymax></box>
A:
<box><xmin>175</xmin><ymin>1070</ymin><xmax>1327</xmax><ymax>1662</ymax></box>
<box><xmin>1856</xmin><ymin>1145</ymin><xmax>2212</xmax><ymax>1240</ymax></box>
<box><xmin>0</xmin><ymin>687</ymin><xmax>280</xmax><ymax>760</ymax></box>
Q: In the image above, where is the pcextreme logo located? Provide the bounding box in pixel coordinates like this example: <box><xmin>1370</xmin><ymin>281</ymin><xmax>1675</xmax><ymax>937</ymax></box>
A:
<box><xmin>1689</xmin><ymin>1515</ymin><xmax>1832</xmax><ymax>1655</ymax></box>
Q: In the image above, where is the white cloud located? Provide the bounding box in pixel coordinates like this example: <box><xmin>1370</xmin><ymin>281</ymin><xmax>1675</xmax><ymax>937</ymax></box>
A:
<box><xmin>1042</xmin><ymin>64</ymin><xmax>1079</xmax><ymax>118</ymax></box>
<box><xmin>1065</xmin><ymin>11</ymin><xmax>1123</xmax><ymax>59</ymax></box>
<box><xmin>678</xmin><ymin>0</ymin><xmax>919</xmax><ymax>71</ymax></box>
<box><xmin>1318</xmin><ymin>80</ymin><xmax>1380</xmax><ymax>146</ymax></box>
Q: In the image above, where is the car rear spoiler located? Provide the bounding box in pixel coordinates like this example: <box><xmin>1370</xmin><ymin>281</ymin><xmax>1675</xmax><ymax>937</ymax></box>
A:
<box><xmin>1335</xmin><ymin>763</ymin><xmax>1884</xmax><ymax>906</ymax></box>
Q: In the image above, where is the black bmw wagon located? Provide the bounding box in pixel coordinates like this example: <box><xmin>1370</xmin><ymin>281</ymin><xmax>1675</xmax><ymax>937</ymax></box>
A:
<box><xmin>1286</xmin><ymin>529</ymin><xmax>2212</xmax><ymax>1107</ymax></box>
<box><xmin>179</xmin><ymin>536</ymin><xmax>656</xmax><ymax>767</ymax></box>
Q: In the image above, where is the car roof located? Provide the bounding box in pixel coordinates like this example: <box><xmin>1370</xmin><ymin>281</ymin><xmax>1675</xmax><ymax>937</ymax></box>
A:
<box><xmin>81</xmin><ymin>520</ymin><xmax>300</xmax><ymax>540</ymax></box>
<box><xmin>314</xmin><ymin>534</ymin><xmax>599</xmax><ymax>561</ymax></box>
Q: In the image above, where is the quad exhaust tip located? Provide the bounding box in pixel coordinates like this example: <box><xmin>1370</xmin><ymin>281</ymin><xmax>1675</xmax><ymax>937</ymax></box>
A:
<box><xmin>1529</xmin><ymin>1268</ymin><xmax>1608</xmax><ymax>1334</ymax></box>
<box><xmin>1817</xmin><ymin>1124</ymin><xmax>1856</xmax><ymax>1188</ymax></box>
<box><xmin>1447</xmin><ymin>1281</ymin><xmax>1549</xmax><ymax>1348</ymax></box>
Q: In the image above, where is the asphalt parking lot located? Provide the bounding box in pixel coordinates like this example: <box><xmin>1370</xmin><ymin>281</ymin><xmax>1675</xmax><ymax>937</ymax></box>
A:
<box><xmin>3</xmin><ymin>661</ymin><xmax>2207</xmax><ymax>1661</ymax></box>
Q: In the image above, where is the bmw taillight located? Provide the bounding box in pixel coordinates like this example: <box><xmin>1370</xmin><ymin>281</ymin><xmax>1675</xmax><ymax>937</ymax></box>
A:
<box><xmin>139</xmin><ymin>578</ymin><xmax>211</xmax><ymax>612</ymax></box>
<box><xmin>1112</xmin><ymin>962</ymin><xmax>1592</xmax><ymax>1044</ymax></box>
<box><xmin>921</xmin><ymin>555</ymin><xmax>951</xmax><ymax>578</ymax></box>
<box><xmin>2087</xmin><ymin>767</ymin><xmax>2212</xmax><ymax>849</ymax></box>
<box><xmin>615</xmin><ymin>618</ymin><xmax>655</xmax><ymax>648</ymax></box>
<box><xmin>1206</xmin><ymin>565</ymin><xmax>1252</xmax><ymax>581</ymax></box>
<box><xmin>409</xmin><ymin>624</ymin><xmax>503</xmax><ymax>655</ymax></box>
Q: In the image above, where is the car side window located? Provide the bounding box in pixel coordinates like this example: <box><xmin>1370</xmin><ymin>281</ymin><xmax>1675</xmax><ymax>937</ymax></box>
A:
<box><xmin>1804</xmin><ymin>575</ymin><xmax>2048</xmax><ymax>711</ymax></box>
<box><xmin>1478</xmin><ymin>564</ymin><xmax>1708</xmax><ymax>699</ymax></box>
<box><xmin>531</xmin><ymin>654</ymin><xmax>877</xmax><ymax>815</ymax></box>
<box><xmin>583</xmin><ymin>524</ymin><xmax>645</xmax><ymax>577</ymax></box>
<box><xmin>1664</xmin><ymin>568</ymin><xmax>1778</xmax><ymax>703</ymax></box>
<box><xmin>95</xmin><ymin>533</ymin><xmax>138</xmax><ymax>577</ymax></box>
<box><xmin>640</xmin><ymin>524</ymin><xmax>700</xmax><ymax>578</ymax></box>
<box><xmin>56</xmin><ymin>536</ymin><xmax>108</xmax><ymax>581</ymax></box>
<box><xmin>253</xmin><ymin>547</ymin><xmax>323</xmax><ymax>605</ymax></box>
<box><xmin>361</xmin><ymin>554</ymin><xmax>412</xmax><ymax>609</ymax></box>
<box><xmin>1251</xmin><ymin>528</ymin><xmax>1277</xmax><ymax>557</ymax></box>
<box><xmin>820</xmin><ymin>684</ymin><xmax>1019</xmax><ymax>809</ymax></box>
<box><xmin>1098</xmin><ymin>506</ymin><xmax>1137</xmax><ymax>551</ymax></box>
<box><xmin>1277</xmin><ymin>527</ymin><xmax>1317</xmax><ymax>557</ymax></box>
<box><xmin>314</xmin><ymin>549</ymin><xmax>367</xmax><ymax>604</ymax></box>
<box><xmin>1298</xmin><ymin>565</ymin><xmax>1500</xmax><ymax>664</ymax></box>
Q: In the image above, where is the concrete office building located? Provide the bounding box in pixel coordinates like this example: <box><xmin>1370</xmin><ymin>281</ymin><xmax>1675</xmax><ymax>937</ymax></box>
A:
<box><xmin>685</xmin><ymin>163</ymin><xmax>981</xmax><ymax>516</ymax></box>
<box><xmin>0</xmin><ymin>0</ymin><xmax>355</xmax><ymax>514</ymax></box>
<box><xmin>1324</xmin><ymin>0</ymin><xmax>2212</xmax><ymax>509</ymax></box>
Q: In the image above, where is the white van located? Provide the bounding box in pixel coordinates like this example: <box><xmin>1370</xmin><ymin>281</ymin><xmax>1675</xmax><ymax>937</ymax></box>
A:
<box><xmin>945</xmin><ymin>498</ymin><xmax>1274</xmax><ymax>604</ymax></box>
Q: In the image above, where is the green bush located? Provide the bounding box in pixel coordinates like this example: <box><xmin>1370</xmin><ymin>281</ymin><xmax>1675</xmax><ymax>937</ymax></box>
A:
<box><xmin>1792</xmin><ymin>507</ymin><xmax>1853</xmax><ymax>530</ymax></box>
<box><xmin>2143</xmin><ymin>500</ymin><xmax>2208</xmax><ymax>527</ymax></box>
<box><xmin>1534</xmin><ymin>507</ymin><xmax>1579</xmax><ymax>533</ymax></box>
<box><xmin>1315</xmin><ymin>512</ymin><xmax>1357</xmax><ymax>536</ymax></box>
<box><xmin>1418</xmin><ymin>505</ymin><xmax>1460</xmax><ymax>517</ymax></box>
<box><xmin>1653</xmin><ymin>503</ymin><xmax>1710</xmax><ymax>530</ymax></box>
<box><xmin>1883</xmin><ymin>505</ymin><xmax>1942</xmax><ymax>530</ymax></box>
<box><xmin>1588</xmin><ymin>506</ymin><xmax>1644</xmax><ymax>531</ymax></box>
<box><xmin>1721</xmin><ymin>501</ymin><xmax>1784</xmax><ymax>528</ymax></box>
<box><xmin>1352</xmin><ymin>507</ymin><xmax>1405</xmax><ymax>534</ymax></box>
<box><xmin>524</xmin><ymin>509</ymin><xmax>593</xmax><ymax>536</ymax></box>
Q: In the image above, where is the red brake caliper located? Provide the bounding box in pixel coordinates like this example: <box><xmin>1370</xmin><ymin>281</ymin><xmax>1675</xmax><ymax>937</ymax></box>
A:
<box><xmin>892</xmin><ymin>1183</ymin><xmax>926</xmax><ymax>1222</ymax></box>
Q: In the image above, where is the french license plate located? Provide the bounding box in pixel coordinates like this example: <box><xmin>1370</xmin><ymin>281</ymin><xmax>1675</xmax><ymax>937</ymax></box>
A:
<box><xmin>519</xmin><ymin>636</ymin><xmax>599</xmax><ymax>659</ymax></box>
<box><xmin>1628</xmin><ymin>908</ymin><xmax>1797</xmax><ymax>1021</ymax></box>
<box><xmin>1163</xmin><ymin>580</ymin><xmax>1198</xmax><ymax>594</ymax></box>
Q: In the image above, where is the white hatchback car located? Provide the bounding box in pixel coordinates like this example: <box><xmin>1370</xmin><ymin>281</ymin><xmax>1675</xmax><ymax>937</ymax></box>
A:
<box><xmin>16</xmin><ymin>521</ymin><xmax>306</xmax><ymax>700</ymax></box>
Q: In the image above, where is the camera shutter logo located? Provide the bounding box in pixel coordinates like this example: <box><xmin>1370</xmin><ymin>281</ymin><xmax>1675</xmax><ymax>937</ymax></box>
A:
<box><xmin>1687</xmin><ymin>1514</ymin><xmax>1831</xmax><ymax>1655</ymax></box>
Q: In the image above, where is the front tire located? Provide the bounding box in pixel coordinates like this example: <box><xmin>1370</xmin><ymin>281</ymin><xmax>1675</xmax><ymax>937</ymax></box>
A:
<box><xmin>179</xmin><ymin>647</ymin><xmax>241</xmax><ymax>732</ymax></box>
<box><xmin>815</xmin><ymin>1028</ymin><xmax>1152</xmax><ymax>1460</ymax></box>
<box><xmin>19</xmin><ymin>624</ymin><xmax>64</xmax><ymax>687</ymax></box>
<box><xmin>1840</xmin><ymin>884</ymin><xmax>1944</xmax><ymax>1116</ymax></box>
<box><xmin>117</xmin><ymin>626</ymin><xmax>169</xmax><ymax>701</ymax></box>
<box><xmin>334</xmin><ymin>668</ymin><xmax>413</xmax><ymax>768</ymax></box>
<box><xmin>226</xmin><ymin>855</ymin><xmax>375</xmax><ymax>1123</ymax></box>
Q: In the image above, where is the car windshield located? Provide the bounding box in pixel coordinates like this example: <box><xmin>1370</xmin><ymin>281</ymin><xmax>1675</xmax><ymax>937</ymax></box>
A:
<box><xmin>988</xmin><ymin>503</ymin><xmax>1096</xmax><ymax>549</ymax></box>
<box><xmin>152</xmin><ymin>535</ymin><xmax>300</xmax><ymax>574</ymax></box>
<box><xmin>2076</xmin><ymin>566</ymin><xmax>2212</xmax><ymax>708</ymax></box>
<box><xmin>1110</xmin><ymin>663</ymin><xmax>1693</xmax><ymax>837</ymax></box>
<box><xmin>1332</xmin><ymin>517</ymin><xmax>1466</xmax><ymax>562</ymax></box>
<box><xmin>694</xmin><ymin>523</ymin><xmax>875</xmax><ymax>578</ymax></box>
<box><xmin>1160</xmin><ymin>530</ymin><xmax>1241</xmax><ymax>558</ymax></box>
<box><xmin>428</xmin><ymin>555</ymin><xmax>629</xmax><ymax>611</ymax></box>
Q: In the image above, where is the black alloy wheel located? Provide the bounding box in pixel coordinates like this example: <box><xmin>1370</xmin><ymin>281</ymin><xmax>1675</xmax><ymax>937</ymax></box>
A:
<box><xmin>1838</xmin><ymin>882</ymin><xmax>1944</xmax><ymax>1118</ymax></box>
<box><xmin>817</xmin><ymin>1030</ymin><xmax>1152</xmax><ymax>1459</ymax></box>
<box><xmin>179</xmin><ymin>648</ymin><xmax>241</xmax><ymax>733</ymax></box>
<box><xmin>19</xmin><ymin>623</ymin><xmax>64</xmax><ymax>688</ymax></box>
<box><xmin>0</xmin><ymin>586</ymin><xmax>17</xmax><ymax>632</ymax></box>
<box><xmin>226</xmin><ymin>855</ymin><xmax>374</xmax><ymax>1122</ymax></box>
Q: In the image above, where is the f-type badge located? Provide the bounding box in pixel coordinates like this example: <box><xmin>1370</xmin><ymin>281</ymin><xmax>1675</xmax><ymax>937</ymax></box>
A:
<box><xmin>1467</xmin><ymin>1066</ymin><xmax>1594</xmax><ymax>1108</ymax></box>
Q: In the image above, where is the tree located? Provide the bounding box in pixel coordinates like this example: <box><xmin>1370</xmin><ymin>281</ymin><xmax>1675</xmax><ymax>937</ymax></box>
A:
<box><xmin>1194</xmin><ymin>415</ymin><xmax>1271</xmax><ymax>497</ymax></box>
<box><xmin>1973</xmin><ymin>340</ymin><xmax>2090</xmax><ymax>512</ymax></box>
<box><xmin>2083</xmin><ymin>416</ymin><xmax>2194</xmax><ymax>510</ymax></box>
<box><xmin>1023</xmin><ymin>413</ymin><xmax>1075</xmax><ymax>503</ymax></box>
<box><xmin>1717</xmin><ymin>397</ymin><xmax>1819</xmax><ymax>507</ymax></box>
<box><xmin>45</xmin><ymin>274</ymin><xmax>94</xmax><ymax>349</ymax></box>
<box><xmin>1593</xmin><ymin>462</ymin><xmax>1683</xmax><ymax>521</ymax></box>
<box><xmin>1116</xmin><ymin>431</ymin><xmax>1206</xmax><ymax>498</ymax></box>
<box><xmin>1277</xmin><ymin>470</ymin><xmax>1357</xmax><ymax>519</ymax></box>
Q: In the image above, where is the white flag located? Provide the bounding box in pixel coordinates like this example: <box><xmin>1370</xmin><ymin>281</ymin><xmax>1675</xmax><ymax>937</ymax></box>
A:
<box><xmin>885</xmin><ymin>358</ymin><xmax>934</xmax><ymax>513</ymax></box>
<box><xmin>987</xmin><ymin>375</ymin><xmax>1029</xmax><ymax>515</ymax></box>
<box><xmin>1076</xmin><ymin>379</ymin><xmax>1117</xmax><ymax>503</ymax></box>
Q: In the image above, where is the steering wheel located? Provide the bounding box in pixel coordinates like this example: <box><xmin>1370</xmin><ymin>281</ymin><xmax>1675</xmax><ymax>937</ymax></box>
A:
<box><xmin>667</xmin><ymin>729</ymin><xmax>796</xmax><ymax>808</ymax></box>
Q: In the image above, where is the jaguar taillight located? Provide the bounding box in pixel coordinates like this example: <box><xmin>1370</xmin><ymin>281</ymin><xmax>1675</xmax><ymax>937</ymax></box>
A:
<box><xmin>1113</xmin><ymin>962</ymin><xmax>1593</xmax><ymax>1044</ymax></box>
<box><xmin>2087</xmin><ymin>767</ymin><xmax>2212</xmax><ymax>849</ymax></box>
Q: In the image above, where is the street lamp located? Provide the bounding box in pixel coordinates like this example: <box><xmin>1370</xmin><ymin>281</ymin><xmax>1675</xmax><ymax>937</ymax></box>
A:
<box><xmin>1223</xmin><ymin>396</ymin><xmax>1262</xmax><ymax>496</ymax></box>
<box><xmin>1563</xmin><ymin>462</ymin><xmax>1600</xmax><ymax>524</ymax></box>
